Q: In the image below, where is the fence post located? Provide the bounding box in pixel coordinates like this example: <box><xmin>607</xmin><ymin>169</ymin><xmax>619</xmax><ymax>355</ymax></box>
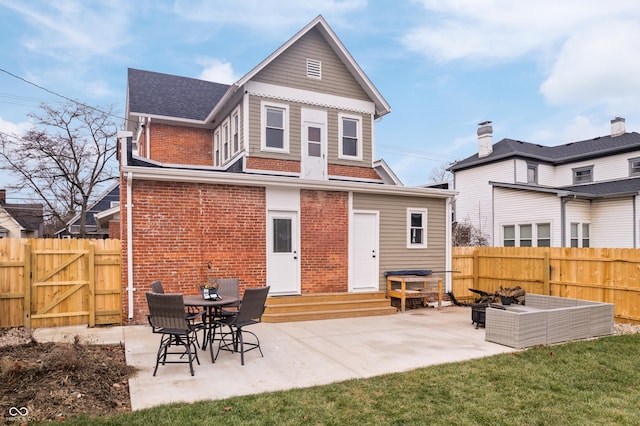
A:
<box><xmin>473</xmin><ymin>249</ymin><xmax>479</xmax><ymax>290</ymax></box>
<box><xmin>23</xmin><ymin>241</ymin><xmax>32</xmax><ymax>329</ymax></box>
<box><xmin>543</xmin><ymin>251</ymin><xmax>550</xmax><ymax>295</ymax></box>
<box><xmin>88</xmin><ymin>242</ymin><xmax>96</xmax><ymax>327</ymax></box>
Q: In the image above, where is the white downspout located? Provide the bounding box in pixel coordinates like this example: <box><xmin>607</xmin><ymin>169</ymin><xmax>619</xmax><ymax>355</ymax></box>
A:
<box><xmin>126</xmin><ymin>170</ymin><xmax>134</xmax><ymax>319</ymax></box>
<box><xmin>145</xmin><ymin>117</ymin><xmax>151</xmax><ymax>157</ymax></box>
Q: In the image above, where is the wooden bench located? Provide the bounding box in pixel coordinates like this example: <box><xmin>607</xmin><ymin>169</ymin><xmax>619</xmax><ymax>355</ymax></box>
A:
<box><xmin>386</xmin><ymin>275</ymin><xmax>443</xmax><ymax>312</ymax></box>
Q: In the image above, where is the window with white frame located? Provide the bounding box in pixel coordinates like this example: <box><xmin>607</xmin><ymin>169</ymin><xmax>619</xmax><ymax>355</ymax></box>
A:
<box><xmin>503</xmin><ymin>225</ymin><xmax>515</xmax><ymax>247</ymax></box>
<box><xmin>407</xmin><ymin>208</ymin><xmax>427</xmax><ymax>248</ymax></box>
<box><xmin>519</xmin><ymin>224</ymin><xmax>532</xmax><ymax>247</ymax></box>
<box><xmin>232</xmin><ymin>110</ymin><xmax>240</xmax><ymax>154</ymax></box>
<box><xmin>570</xmin><ymin>222</ymin><xmax>590</xmax><ymax>248</ymax></box>
<box><xmin>503</xmin><ymin>223</ymin><xmax>551</xmax><ymax>247</ymax></box>
<box><xmin>222</xmin><ymin>120</ymin><xmax>230</xmax><ymax>162</ymax></box>
<box><xmin>582</xmin><ymin>223</ymin><xmax>590</xmax><ymax>248</ymax></box>
<box><xmin>537</xmin><ymin>223</ymin><xmax>551</xmax><ymax>247</ymax></box>
<box><xmin>527</xmin><ymin>163</ymin><xmax>538</xmax><ymax>184</ymax></box>
<box><xmin>338</xmin><ymin>113</ymin><xmax>362</xmax><ymax>160</ymax></box>
<box><xmin>213</xmin><ymin>129</ymin><xmax>220</xmax><ymax>166</ymax></box>
<box><xmin>261</xmin><ymin>102</ymin><xmax>289</xmax><ymax>152</ymax></box>
<box><xmin>573</xmin><ymin>165</ymin><xmax>593</xmax><ymax>184</ymax></box>
<box><xmin>629</xmin><ymin>157</ymin><xmax>640</xmax><ymax>176</ymax></box>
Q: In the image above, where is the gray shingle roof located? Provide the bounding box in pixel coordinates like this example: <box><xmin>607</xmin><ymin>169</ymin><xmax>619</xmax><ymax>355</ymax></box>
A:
<box><xmin>4</xmin><ymin>204</ymin><xmax>44</xmax><ymax>230</ymax></box>
<box><xmin>128</xmin><ymin>68</ymin><xmax>230</xmax><ymax>121</ymax></box>
<box><xmin>450</xmin><ymin>132</ymin><xmax>640</xmax><ymax>171</ymax></box>
<box><xmin>492</xmin><ymin>176</ymin><xmax>640</xmax><ymax>199</ymax></box>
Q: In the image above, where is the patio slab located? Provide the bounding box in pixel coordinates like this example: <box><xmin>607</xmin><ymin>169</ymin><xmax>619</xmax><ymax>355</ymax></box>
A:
<box><xmin>34</xmin><ymin>306</ymin><xmax>515</xmax><ymax>411</ymax></box>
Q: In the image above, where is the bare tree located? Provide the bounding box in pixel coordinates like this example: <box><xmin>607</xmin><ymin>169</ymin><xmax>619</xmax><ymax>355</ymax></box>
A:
<box><xmin>452</xmin><ymin>219</ymin><xmax>490</xmax><ymax>246</ymax></box>
<box><xmin>0</xmin><ymin>101</ymin><xmax>119</xmax><ymax>237</ymax></box>
<box><xmin>428</xmin><ymin>162</ymin><xmax>453</xmax><ymax>184</ymax></box>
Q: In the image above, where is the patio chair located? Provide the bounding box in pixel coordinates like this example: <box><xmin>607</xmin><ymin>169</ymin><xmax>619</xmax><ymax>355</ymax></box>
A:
<box><xmin>150</xmin><ymin>280</ymin><xmax>205</xmax><ymax>345</ymax></box>
<box><xmin>146</xmin><ymin>292</ymin><xmax>201</xmax><ymax>376</ymax></box>
<box><xmin>215</xmin><ymin>286</ymin><xmax>270</xmax><ymax>365</ymax></box>
<box><xmin>204</xmin><ymin>278</ymin><xmax>241</xmax><ymax>355</ymax></box>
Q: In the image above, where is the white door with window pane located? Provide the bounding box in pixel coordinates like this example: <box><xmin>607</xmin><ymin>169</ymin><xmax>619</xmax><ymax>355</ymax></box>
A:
<box><xmin>267</xmin><ymin>210</ymin><xmax>299</xmax><ymax>294</ymax></box>
<box><xmin>301</xmin><ymin>109</ymin><xmax>327</xmax><ymax>180</ymax></box>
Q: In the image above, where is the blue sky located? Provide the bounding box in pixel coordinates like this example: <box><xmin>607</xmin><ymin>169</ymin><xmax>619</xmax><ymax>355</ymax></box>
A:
<box><xmin>1</xmin><ymin>0</ymin><xmax>640</xmax><ymax>197</ymax></box>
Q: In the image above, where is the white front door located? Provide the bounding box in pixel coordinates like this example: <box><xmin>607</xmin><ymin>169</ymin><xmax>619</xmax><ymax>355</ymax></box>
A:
<box><xmin>350</xmin><ymin>211</ymin><xmax>379</xmax><ymax>291</ymax></box>
<box><xmin>301</xmin><ymin>109</ymin><xmax>327</xmax><ymax>180</ymax></box>
<box><xmin>267</xmin><ymin>210</ymin><xmax>300</xmax><ymax>294</ymax></box>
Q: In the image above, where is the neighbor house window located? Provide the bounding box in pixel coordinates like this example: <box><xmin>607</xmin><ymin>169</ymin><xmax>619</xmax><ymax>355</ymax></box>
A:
<box><xmin>573</xmin><ymin>165</ymin><xmax>593</xmax><ymax>184</ymax></box>
<box><xmin>537</xmin><ymin>223</ymin><xmax>551</xmax><ymax>247</ymax></box>
<box><xmin>629</xmin><ymin>157</ymin><xmax>640</xmax><ymax>176</ymax></box>
<box><xmin>503</xmin><ymin>225</ymin><xmax>515</xmax><ymax>247</ymax></box>
<box><xmin>519</xmin><ymin>224</ymin><xmax>532</xmax><ymax>247</ymax></box>
<box><xmin>222</xmin><ymin>120</ymin><xmax>230</xmax><ymax>162</ymax></box>
<box><xmin>261</xmin><ymin>102</ymin><xmax>289</xmax><ymax>152</ymax></box>
<box><xmin>527</xmin><ymin>163</ymin><xmax>538</xmax><ymax>184</ymax></box>
<box><xmin>570</xmin><ymin>223</ymin><xmax>579</xmax><ymax>247</ymax></box>
<box><xmin>407</xmin><ymin>208</ymin><xmax>427</xmax><ymax>248</ymax></box>
<box><xmin>213</xmin><ymin>130</ymin><xmax>221</xmax><ymax>166</ymax></box>
<box><xmin>582</xmin><ymin>223</ymin><xmax>590</xmax><ymax>248</ymax></box>
<box><xmin>232</xmin><ymin>110</ymin><xmax>240</xmax><ymax>154</ymax></box>
<box><xmin>339</xmin><ymin>114</ymin><xmax>362</xmax><ymax>160</ymax></box>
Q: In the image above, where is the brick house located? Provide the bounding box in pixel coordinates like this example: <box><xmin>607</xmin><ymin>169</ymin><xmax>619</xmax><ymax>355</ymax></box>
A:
<box><xmin>119</xmin><ymin>15</ymin><xmax>456</xmax><ymax>323</ymax></box>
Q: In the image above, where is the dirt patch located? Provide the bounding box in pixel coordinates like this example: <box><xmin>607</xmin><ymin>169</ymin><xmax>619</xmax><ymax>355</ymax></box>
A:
<box><xmin>0</xmin><ymin>328</ymin><xmax>137</xmax><ymax>423</ymax></box>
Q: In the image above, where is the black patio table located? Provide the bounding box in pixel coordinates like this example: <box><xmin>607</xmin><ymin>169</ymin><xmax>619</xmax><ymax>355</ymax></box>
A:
<box><xmin>183</xmin><ymin>294</ymin><xmax>240</xmax><ymax>356</ymax></box>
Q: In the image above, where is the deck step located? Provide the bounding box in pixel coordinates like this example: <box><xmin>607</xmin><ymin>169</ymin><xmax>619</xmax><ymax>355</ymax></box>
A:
<box><xmin>262</xmin><ymin>292</ymin><xmax>397</xmax><ymax>323</ymax></box>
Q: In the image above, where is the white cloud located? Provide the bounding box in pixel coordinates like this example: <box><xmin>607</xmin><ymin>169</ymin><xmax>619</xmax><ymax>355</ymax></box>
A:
<box><xmin>172</xmin><ymin>0</ymin><xmax>365</xmax><ymax>33</ymax></box>
<box><xmin>540</xmin><ymin>20</ymin><xmax>640</xmax><ymax>109</ymax></box>
<box><xmin>0</xmin><ymin>116</ymin><xmax>31</xmax><ymax>136</ymax></box>
<box><xmin>196</xmin><ymin>58</ymin><xmax>239</xmax><ymax>84</ymax></box>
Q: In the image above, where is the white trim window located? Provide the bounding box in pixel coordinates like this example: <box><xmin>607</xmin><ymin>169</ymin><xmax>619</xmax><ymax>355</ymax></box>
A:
<box><xmin>572</xmin><ymin>222</ymin><xmax>590</xmax><ymax>247</ymax></box>
<box><xmin>231</xmin><ymin>108</ymin><xmax>240</xmax><ymax>154</ymax></box>
<box><xmin>503</xmin><ymin>223</ymin><xmax>551</xmax><ymax>247</ymax></box>
<box><xmin>503</xmin><ymin>225</ymin><xmax>515</xmax><ymax>247</ymax></box>
<box><xmin>338</xmin><ymin>113</ymin><xmax>362</xmax><ymax>160</ymax></box>
<box><xmin>222</xmin><ymin>119</ymin><xmax>230</xmax><ymax>162</ymax></box>
<box><xmin>213</xmin><ymin>129</ymin><xmax>221</xmax><ymax>166</ymax></box>
<box><xmin>573</xmin><ymin>165</ymin><xmax>593</xmax><ymax>184</ymax></box>
<box><xmin>407</xmin><ymin>208</ymin><xmax>427</xmax><ymax>248</ymax></box>
<box><xmin>261</xmin><ymin>101</ymin><xmax>289</xmax><ymax>152</ymax></box>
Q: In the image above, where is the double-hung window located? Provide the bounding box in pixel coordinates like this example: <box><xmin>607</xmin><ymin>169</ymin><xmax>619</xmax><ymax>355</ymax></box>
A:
<box><xmin>537</xmin><ymin>223</ymin><xmax>551</xmax><ymax>247</ymax></box>
<box><xmin>262</xmin><ymin>102</ymin><xmax>289</xmax><ymax>152</ymax></box>
<box><xmin>503</xmin><ymin>225</ymin><xmax>515</xmax><ymax>247</ymax></box>
<box><xmin>232</xmin><ymin>110</ymin><xmax>240</xmax><ymax>154</ymax></box>
<box><xmin>527</xmin><ymin>163</ymin><xmax>538</xmax><ymax>184</ymax></box>
<box><xmin>222</xmin><ymin>120</ymin><xmax>230</xmax><ymax>162</ymax></box>
<box><xmin>213</xmin><ymin>130</ymin><xmax>221</xmax><ymax>167</ymax></box>
<box><xmin>519</xmin><ymin>225</ymin><xmax>532</xmax><ymax>247</ymax></box>
<box><xmin>582</xmin><ymin>223</ymin><xmax>590</xmax><ymax>248</ymax></box>
<box><xmin>629</xmin><ymin>157</ymin><xmax>640</xmax><ymax>176</ymax></box>
<box><xmin>407</xmin><ymin>208</ymin><xmax>427</xmax><ymax>248</ymax></box>
<box><xmin>338</xmin><ymin>113</ymin><xmax>362</xmax><ymax>160</ymax></box>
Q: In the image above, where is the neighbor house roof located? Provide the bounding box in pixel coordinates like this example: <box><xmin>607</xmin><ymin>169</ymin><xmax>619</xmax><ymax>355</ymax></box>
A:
<box><xmin>3</xmin><ymin>204</ymin><xmax>44</xmax><ymax>231</ymax></box>
<box><xmin>491</xmin><ymin>176</ymin><xmax>640</xmax><ymax>199</ymax></box>
<box><xmin>450</xmin><ymin>132</ymin><xmax>640</xmax><ymax>171</ymax></box>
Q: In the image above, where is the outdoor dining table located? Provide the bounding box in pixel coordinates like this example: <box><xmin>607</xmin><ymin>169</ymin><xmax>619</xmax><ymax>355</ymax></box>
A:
<box><xmin>183</xmin><ymin>294</ymin><xmax>240</xmax><ymax>353</ymax></box>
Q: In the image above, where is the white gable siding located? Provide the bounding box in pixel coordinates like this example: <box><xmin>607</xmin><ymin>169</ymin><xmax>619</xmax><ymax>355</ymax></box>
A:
<box><xmin>553</xmin><ymin>150</ymin><xmax>640</xmax><ymax>186</ymax></box>
<box><xmin>515</xmin><ymin>159</ymin><xmax>527</xmax><ymax>183</ymax></box>
<box><xmin>454</xmin><ymin>159</ymin><xmax>514</xmax><ymax>243</ymax></box>
<box><xmin>493</xmin><ymin>188</ymin><xmax>560</xmax><ymax>246</ymax></box>
<box><xmin>591</xmin><ymin>198</ymin><xmax>634</xmax><ymax>247</ymax></box>
<box><xmin>538</xmin><ymin>164</ymin><xmax>555</xmax><ymax>186</ymax></box>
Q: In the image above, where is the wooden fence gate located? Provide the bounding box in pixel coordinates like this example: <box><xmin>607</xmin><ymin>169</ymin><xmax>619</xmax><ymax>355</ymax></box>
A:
<box><xmin>0</xmin><ymin>238</ymin><xmax>122</xmax><ymax>329</ymax></box>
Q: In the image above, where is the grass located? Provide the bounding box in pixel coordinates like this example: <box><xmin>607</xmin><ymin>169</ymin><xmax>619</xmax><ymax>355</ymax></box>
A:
<box><xmin>41</xmin><ymin>334</ymin><xmax>640</xmax><ymax>425</ymax></box>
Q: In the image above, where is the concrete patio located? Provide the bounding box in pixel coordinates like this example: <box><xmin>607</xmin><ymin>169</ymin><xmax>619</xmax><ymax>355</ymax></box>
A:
<box><xmin>34</xmin><ymin>306</ymin><xmax>515</xmax><ymax>411</ymax></box>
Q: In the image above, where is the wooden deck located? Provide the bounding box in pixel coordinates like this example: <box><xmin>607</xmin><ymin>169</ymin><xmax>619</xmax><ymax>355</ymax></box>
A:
<box><xmin>262</xmin><ymin>292</ymin><xmax>397</xmax><ymax>323</ymax></box>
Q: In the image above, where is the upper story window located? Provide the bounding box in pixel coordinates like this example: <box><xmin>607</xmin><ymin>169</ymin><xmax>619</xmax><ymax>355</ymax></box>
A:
<box><xmin>527</xmin><ymin>163</ymin><xmax>538</xmax><ymax>184</ymax></box>
<box><xmin>306</xmin><ymin>59</ymin><xmax>321</xmax><ymax>79</ymax></box>
<box><xmin>629</xmin><ymin>157</ymin><xmax>640</xmax><ymax>176</ymax></box>
<box><xmin>222</xmin><ymin>120</ymin><xmax>230</xmax><ymax>162</ymax></box>
<box><xmin>407</xmin><ymin>208</ymin><xmax>427</xmax><ymax>248</ymax></box>
<box><xmin>213</xmin><ymin>129</ymin><xmax>221</xmax><ymax>166</ymax></box>
<box><xmin>232</xmin><ymin>109</ymin><xmax>240</xmax><ymax>154</ymax></box>
<box><xmin>261</xmin><ymin>101</ymin><xmax>289</xmax><ymax>152</ymax></box>
<box><xmin>338</xmin><ymin>113</ymin><xmax>362</xmax><ymax>160</ymax></box>
<box><xmin>573</xmin><ymin>165</ymin><xmax>593</xmax><ymax>184</ymax></box>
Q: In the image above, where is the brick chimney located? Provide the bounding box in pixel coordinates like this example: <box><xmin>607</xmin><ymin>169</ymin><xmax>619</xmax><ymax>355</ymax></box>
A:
<box><xmin>477</xmin><ymin>121</ymin><xmax>493</xmax><ymax>158</ymax></box>
<box><xmin>611</xmin><ymin>116</ymin><xmax>625</xmax><ymax>137</ymax></box>
<box><xmin>0</xmin><ymin>189</ymin><xmax>5</xmax><ymax>205</ymax></box>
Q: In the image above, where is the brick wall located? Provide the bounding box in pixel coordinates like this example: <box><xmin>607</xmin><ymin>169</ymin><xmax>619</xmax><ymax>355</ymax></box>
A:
<box><xmin>246</xmin><ymin>157</ymin><xmax>301</xmax><ymax>173</ymax></box>
<box><xmin>121</xmin><ymin>180</ymin><xmax>266</xmax><ymax>323</ymax></box>
<box><xmin>149</xmin><ymin>123</ymin><xmax>213</xmax><ymax>165</ymax></box>
<box><xmin>329</xmin><ymin>164</ymin><xmax>381</xmax><ymax>180</ymax></box>
<box><xmin>300</xmin><ymin>190</ymin><xmax>349</xmax><ymax>293</ymax></box>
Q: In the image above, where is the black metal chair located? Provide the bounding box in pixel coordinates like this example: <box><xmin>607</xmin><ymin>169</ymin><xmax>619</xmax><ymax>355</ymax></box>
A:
<box><xmin>216</xmin><ymin>278</ymin><xmax>241</xmax><ymax>315</ymax></box>
<box><xmin>146</xmin><ymin>292</ymin><xmax>201</xmax><ymax>376</ymax></box>
<box><xmin>150</xmin><ymin>280</ymin><xmax>205</xmax><ymax>345</ymax></box>
<box><xmin>214</xmin><ymin>286</ymin><xmax>270</xmax><ymax>365</ymax></box>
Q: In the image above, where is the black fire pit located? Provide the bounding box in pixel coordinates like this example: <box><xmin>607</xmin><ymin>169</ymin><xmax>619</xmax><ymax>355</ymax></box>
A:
<box><xmin>471</xmin><ymin>303</ymin><xmax>487</xmax><ymax>329</ymax></box>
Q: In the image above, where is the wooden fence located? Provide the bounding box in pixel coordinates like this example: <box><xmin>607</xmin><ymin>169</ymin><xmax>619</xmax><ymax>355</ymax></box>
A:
<box><xmin>0</xmin><ymin>238</ymin><xmax>122</xmax><ymax>329</ymax></box>
<box><xmin>452</xmin><ymin>247</ymin><xmax>640</xmax><ymax>324</ymax></box>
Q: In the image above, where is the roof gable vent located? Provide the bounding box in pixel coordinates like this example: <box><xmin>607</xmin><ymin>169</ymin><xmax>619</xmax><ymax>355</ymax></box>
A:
<box><xmin>306</xmin><ymin>58</ymin><xmax>321</xmax><ymax>79</ymax></box>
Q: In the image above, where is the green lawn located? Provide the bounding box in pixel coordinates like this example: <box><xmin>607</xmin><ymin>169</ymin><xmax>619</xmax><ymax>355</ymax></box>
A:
<box><xmin>50</xmin><ymin>334</ymin><xmax>640</xmax><ymax>425</ymax></box>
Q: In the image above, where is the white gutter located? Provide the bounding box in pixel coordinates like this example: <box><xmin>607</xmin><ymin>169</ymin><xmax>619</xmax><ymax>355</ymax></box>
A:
<box><xmin>145</xmin><ymin>117</ymin><xmax>150</xmax><ymax>157</ymax></box>
<box><xmin>126</xmin><ymin>170</ymin><xmax>134</xmax><ymax>319</ymax></box>
<box><xmin>121</xmin><ymin>165</ymin><xmax>458</xmax><ymax>199</ymax></box>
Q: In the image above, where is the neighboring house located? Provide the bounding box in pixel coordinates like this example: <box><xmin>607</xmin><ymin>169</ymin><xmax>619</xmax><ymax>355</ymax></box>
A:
<box><xmin>449</xmin><ymin>117</ymin><xmax>640</xmax><ymax>248</ymax></box>
<box><xmin>119</xmin><ymin>15</ymin><xmax>456</xmax><ymax>322</ymax></box>
<box><xmin>0</xmin><ymin>189</ymin><xmax>44</xmax><ymax>238</ymax></box>
<box><xmin>57</xmin><ymin>182</ymin><xmax>121</xmax><ymax>239</ymax></box>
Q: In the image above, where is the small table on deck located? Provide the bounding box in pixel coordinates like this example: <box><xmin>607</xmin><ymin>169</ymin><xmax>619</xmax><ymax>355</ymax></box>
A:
<box><xmin>183</xmin><ymin>295</ymin><xmax>240</xmax><ymax>355</ymax></box>
<box><xmin>386</xmin><ymin>275</ymin><xmax>443</xmax><ymax>312</ymax></box>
